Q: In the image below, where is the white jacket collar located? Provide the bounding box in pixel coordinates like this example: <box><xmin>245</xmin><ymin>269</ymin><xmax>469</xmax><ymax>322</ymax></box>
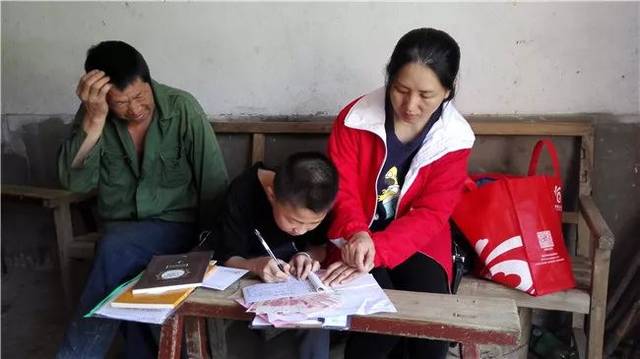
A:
<box><xmin>343</xmin><ymin>86</ymin><xmax>476</xmax><ymax>196</ymax></box>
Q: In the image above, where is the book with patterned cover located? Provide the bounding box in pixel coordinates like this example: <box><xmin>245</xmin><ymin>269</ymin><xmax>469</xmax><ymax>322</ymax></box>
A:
<box><xmin>132</xmin><ymin>251</ymin><xmax>212</xmax><ymax>295</ymax></box>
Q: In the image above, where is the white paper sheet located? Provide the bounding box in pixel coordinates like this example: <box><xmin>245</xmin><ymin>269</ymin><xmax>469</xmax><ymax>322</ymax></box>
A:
<box><xmin>94</xmin><ymin>304</ymin><xmax>173</xmax><ymax>325</ymax></box>
<box><xmin>89</xmin><ymin>280</ymin><xmax>174</xmax><ymax>324</ymax></box>
<box><xmin>201</xmin><ymin>266</ymin><xmax>249</xmax><ymax>290</ymax></box>
<box><xmin>250</xmin><ymin>313</ymin><xmax>349</xmax><ymax>329</ymax></box>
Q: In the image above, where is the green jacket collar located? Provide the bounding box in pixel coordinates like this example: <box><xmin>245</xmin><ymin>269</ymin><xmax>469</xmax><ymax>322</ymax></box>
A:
<box><xmin>151</xmin><ymin>79</ymin><xmax>173</xmax><ymax>121</ymax></box>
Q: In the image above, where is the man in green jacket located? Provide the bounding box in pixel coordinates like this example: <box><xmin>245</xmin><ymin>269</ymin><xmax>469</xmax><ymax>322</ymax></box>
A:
<box><xmin>56</xmin><ymin>41</ymin><xmax>228</xmax><ymax>358</ymax></box>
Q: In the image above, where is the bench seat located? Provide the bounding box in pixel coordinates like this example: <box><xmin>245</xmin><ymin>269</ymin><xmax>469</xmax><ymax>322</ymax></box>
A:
<box><xmin>458</xmin><ymin>256</ymin><xmax>592</xmax><ymax>314</ymax></box>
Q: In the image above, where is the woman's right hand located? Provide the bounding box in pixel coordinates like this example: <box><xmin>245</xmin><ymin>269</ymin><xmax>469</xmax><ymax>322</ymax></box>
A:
<box><xmin>76</xmin><ymin>70</ymin><xmax>112</xmax><ymax>136</ymax></box>
<box><xmin>342</xmin><ymin>231</ymin><xmax>376</xmax><ymax>272</ymax></box>
<box><xmin>249</xmin><ymin>256</ymin><xmax>290</xmax><ymax>283</ymax></box>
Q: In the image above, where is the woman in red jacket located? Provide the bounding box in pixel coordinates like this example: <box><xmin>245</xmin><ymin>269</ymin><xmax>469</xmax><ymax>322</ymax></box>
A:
<box><xmin>322</xmin><ymin>28</ymin><xmax>475</xmax><ymax>358</ymax></box>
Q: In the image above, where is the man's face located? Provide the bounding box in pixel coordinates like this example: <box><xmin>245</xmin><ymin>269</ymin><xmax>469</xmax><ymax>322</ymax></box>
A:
<box><xmin>272</xmin><ymin>200</ymin><xmax>327</xmax><ymax>237</ymax></box>
<box><xmin>107</xmin><ymin>77</ymin><xmax>155</xmax><ymax>123</ymax></box>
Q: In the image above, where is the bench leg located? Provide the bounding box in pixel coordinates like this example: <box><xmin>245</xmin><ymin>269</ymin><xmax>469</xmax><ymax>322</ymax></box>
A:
<box><xmin>514</xmin><ymin>308</ymin><xmax>532</xmax><ymax>359</ymax></box>
<box><xmin>159</xmin><ymin>314</ymin><xmax>184</xmax><ymax>359</ymax></box>
<box><xmin>185</xmin><ymin>316</ymin><xmax>209</xmax><ymax>359</ymax></box>
<box><xmin>460</xmin><ymin>342</ymin><xmax>480</xmax><ymax>359</ymax></box>
<box><xmin>572</xmin><ymin>314</ymin><xmax>587</xmax><ymax>359</ymax></box>
<box><xmin>52</xmin><ymin>203</ymin><xmax>73</xmax><ymax>309</ymax></box>
<box><xmin>587</xmin><ymin>247</ymin><xmax>610</xmax><ymax>359</ymax></box>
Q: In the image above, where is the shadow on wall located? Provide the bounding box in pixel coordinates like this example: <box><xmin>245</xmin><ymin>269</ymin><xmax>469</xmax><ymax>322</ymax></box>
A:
<box><xmin>1</xmin><ymin>116</ymin><xmax>74</xmax><ymax>269</ymax></box>
<box><xmin>1</xmin><ymin>116</ymin><xmax>72</xmax><ymax>188</ymax></box>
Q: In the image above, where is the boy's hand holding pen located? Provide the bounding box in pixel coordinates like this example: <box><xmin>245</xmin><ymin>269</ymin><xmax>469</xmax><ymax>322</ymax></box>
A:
<box><xmin>254</xmin><ymin>229</ymin><xmax>290</xmax><ymax>283</ymax></box>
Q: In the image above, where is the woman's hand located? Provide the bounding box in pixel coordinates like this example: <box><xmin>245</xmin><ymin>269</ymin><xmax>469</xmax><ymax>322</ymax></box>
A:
<box><xmin>342</xmin><ymin>231</ymin><xmax>376</xmax><ymax>272</ymax></box>
<box><xmin>249</xmin><ymin>256</ymin><xmax>290</xmax><ymax>283</ymax></box>
<box><xmin>288</xmin><ymin>252</ymin><xmax>320</xmax><ymax>280</ymax></box>
<box><xmin>321</xmin><ymin>261</ymin><xmax>362</xmax><ymax>287</ymax></box>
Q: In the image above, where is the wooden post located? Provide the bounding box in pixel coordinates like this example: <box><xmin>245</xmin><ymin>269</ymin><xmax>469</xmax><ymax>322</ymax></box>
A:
<box><xmin>577</xmin><ymin>132</ymin><xmax>594</xmax><ymax>258</ymax></box>
<box><xmin>159</xmin><ymin>314</ymin><xmax>184</xmax><ymax>359</ymax></box>
<box><xmin>52</xmin><ymin>202</ymin><xmax>74</xmax><ymax>309</ymax></box>
<box><xmin>587</xmin><ymin>245</ymin><xmax>610</xmax><ymax>359</ymax></box>
<box><xmin>515</xmin><ymin>308</ymin><xmax>532</xmax><ymax>359</ymax></box>
<box><xmin>185</xmin><ymin>317</ymin><xmax>209</xmax><ymax>359</ymax></box>
<box><xmin>572</xmin><ymin>314</ymin><xmax>587</xmax><ymax>359</ymax></box>
<box><xmin>460</xmin><ymin>343</ymin><xmax>480</xmax><ymax>359</ymax></box>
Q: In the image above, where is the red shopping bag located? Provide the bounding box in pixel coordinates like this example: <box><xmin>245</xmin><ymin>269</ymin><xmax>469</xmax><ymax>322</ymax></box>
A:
<box><xmin>452</xmin><ymin>139</ymin><xmax>575</xmax><ymax>296</ymax></box>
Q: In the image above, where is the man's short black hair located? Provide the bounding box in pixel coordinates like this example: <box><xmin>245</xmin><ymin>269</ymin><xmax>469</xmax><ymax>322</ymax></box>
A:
<box><xmin>273</xmin><ymin>152</ymin><xmax>338</xmax><ymax>213</ymax></box>
<box><xmin>84</xmin><ymin>40</ymin><xmax>151</xmax><ymax>90</ymax></box>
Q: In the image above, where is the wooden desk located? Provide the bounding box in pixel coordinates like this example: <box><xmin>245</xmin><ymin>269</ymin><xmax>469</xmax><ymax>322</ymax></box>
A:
<box><xmin>158</xmin><ymin>278</ymin><xmax>521</xmax><ymax>359</ymax></box>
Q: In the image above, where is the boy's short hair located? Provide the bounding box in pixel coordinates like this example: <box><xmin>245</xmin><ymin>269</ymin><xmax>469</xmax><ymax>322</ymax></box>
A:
<box><xmin>273</xmin><ymin>152</ymin><xmax>338</xmax><ymax>213</ymax></box>
<box><xmin>84</xmin><ymin>40</ymin><xmax>151</xmax><ymax>91</ymax></box>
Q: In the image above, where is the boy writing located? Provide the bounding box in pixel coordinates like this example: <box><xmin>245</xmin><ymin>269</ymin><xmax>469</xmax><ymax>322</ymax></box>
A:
<box><xmin>198</xmin><ymin>152</ymin><xmax>353</xmax><ymax>358</ymax></box>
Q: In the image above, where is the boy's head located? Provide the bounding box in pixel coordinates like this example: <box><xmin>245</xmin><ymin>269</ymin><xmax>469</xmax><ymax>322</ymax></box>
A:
<box><xmin>267</xmin><ymin>152</ymin><xmax>338</xmax><ymax>236</ymax></box>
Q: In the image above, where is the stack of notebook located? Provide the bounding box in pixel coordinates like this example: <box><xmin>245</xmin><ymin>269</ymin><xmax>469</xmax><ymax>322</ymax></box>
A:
<box><xmin>112</xmin><ymin>251</ymin><xmax>214</xmax><ymax>309</ymax></box>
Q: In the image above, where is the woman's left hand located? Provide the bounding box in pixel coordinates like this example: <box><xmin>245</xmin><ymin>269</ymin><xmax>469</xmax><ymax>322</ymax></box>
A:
<box><xmin>288</xmin><ymin>252</ymin><xmax>320</xmax><ymax>280</ymax></box>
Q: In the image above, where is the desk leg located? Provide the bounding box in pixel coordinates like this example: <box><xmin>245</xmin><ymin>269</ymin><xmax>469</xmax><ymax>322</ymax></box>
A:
<box><xmin>159</xmin><ymin>314</ymin><xmax>184</xmax><ymax>359</ymax></box>
<box><xmin>52</xmin><ymin>203</ymin><xmax>73</xmax><ymax>309</ymax></box>
<box><xmin>460</xmin><ymin>342</ymin><xmax>480</xmax><ymax>359</ymax></box>
<box><xmin>185</xmin><ymin>317</ymin><xmax>209</xmax><ymax>358</ymax></box>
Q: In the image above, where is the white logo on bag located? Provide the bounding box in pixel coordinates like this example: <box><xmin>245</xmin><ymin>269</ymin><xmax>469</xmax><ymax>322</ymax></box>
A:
<box><xmin>476</xmin><ymin>235</ymin><xmax>534</xmax><ymax>293</ymax></box>
<box><xmin>553</xmin><ymin>185</ymin><xmax>562</xmax><ymax>211</ymax></box>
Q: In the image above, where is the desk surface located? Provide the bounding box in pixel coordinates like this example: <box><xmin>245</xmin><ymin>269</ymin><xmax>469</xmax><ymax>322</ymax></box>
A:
<box><xmin>175</xmin><ymin>278</ymin><xmax>521</xmax><ymax>345</ymax></box>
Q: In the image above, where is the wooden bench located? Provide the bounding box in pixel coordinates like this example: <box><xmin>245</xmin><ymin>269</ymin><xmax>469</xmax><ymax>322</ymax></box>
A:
<box><xmin>0</xmin><ymin>185</ymin><xmax>99</xmax><ymax>307</ymax></box>
<box><xmin>203</xmin><ymin>116</ymin><xmax>614</xmax><ymax>359</ymax></box>
<box><xmin>1</xmin><ymin>115</ymin><xmax>614</xmax><ymax>358</ymax></box>
<box><xmin>157</xmin><ymin>278</ymin><xmax>521</xmax><ymax>359</ymax></box>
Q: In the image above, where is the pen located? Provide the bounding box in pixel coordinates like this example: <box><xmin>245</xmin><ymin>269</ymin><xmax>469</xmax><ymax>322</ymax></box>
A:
<box><xmin>254</xmin><ymin>229</ymin><xmax>287</xmax><ymax>273</ymax></box>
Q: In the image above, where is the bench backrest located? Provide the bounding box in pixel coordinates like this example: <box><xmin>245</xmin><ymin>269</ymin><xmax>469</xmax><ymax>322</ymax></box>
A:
<box><xmin>211</xmin><ymin>115</ymin><xmax>595</xmax><ymax>258</ymax></box>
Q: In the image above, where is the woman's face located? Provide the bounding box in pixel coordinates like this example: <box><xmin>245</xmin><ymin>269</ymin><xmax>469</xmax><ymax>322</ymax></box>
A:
<box><xmin>389</xmin><ymin>62</ymin><xmax>451</xmax><ymax>126</ymax></box>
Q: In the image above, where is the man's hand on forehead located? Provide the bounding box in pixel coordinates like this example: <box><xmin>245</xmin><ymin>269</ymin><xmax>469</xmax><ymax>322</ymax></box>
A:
<box><xmin>76</xmin><ymin>70</ymin><xmax>112</xmax><ymax>136</ymax></box>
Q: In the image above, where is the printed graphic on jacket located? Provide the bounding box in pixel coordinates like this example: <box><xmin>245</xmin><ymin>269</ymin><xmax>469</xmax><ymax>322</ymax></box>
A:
<box><xmin>376</xmin><ymin>167</ymin><xmax>400</xmax><ymax>221</ymax></box>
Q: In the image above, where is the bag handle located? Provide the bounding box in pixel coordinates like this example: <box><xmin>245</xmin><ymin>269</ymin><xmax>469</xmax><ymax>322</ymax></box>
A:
<box><xmin>528</xmin><ymin>139</ymin><xmax>561</xmax><ymax>178</ymax></box>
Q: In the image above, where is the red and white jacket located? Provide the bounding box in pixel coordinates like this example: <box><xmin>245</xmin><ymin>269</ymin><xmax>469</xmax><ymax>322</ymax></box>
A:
<box><xmin>326</xmin><ymin>87</ymin><xmax>475</xmax><ymax>284</ymax></box>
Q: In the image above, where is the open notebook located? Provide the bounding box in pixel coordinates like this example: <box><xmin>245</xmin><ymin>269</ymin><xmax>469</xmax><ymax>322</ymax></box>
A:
<box><xmin>242</xmin><ymin>271</ymin><xmax>333</xmax><ymax>304</ymax></box>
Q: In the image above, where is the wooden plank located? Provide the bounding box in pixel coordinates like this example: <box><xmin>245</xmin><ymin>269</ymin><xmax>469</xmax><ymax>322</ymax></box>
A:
<box><xmin>607</xmin><ymin>254</ymin><xmax>640</xmax><ymax>317</ymax></box>
<box><xmin>577</xmin><ymin>130</ymin><xmax>595</xmax><ymax>257</ymax></box>
<box><xmin>52</xmin><ymin>203</ymin><xmax>73</xmax><ymax>310</ymax></box>
<box><xmin>458</xmin><ymin>276</ymin><xmax>590</xmax><ymax>314</ymax></box>
<box><xmin>158</xmin><ymin>314</ymin><xmax>184</xmax><ymax>359</ymax></box>
<box><xmin>348</xmin><ymin>290</ymin><xmax>519</xmax><ymax>345</ymax></box>
<box><xmin>579</xmin><ymin>196</ymin><xmax>615</xmax><ymax>250</ymax></box>
<box><xmin>573</xmin><ymin>326</ymin><xmax>587</xmax><ymax>359</ymax></box>
<box><xmin>178</xmin><ymin>280</ymin><xmax>520</xmax><ymax>346</ymax></box>
<box><xmin>572</xmin><ymin>256</ymin><xmax>592</xmax><ymax>289</ymax></box>
<box><xmin>66</xmin><ymin>232</ymin><xmax>101</xmax><ymax>259</ymax></box>
<box><xmin>251</xmin><ymin>133</ymin><xmax>265</xmax><ymax>164</ymax></box>
<box><xmin>185</xmin><ymin>316</ymin><xmax>209</xmax><ymax>359</ymax></box>
<box><xmin>604</xmin><ymin>300</ymin><xmax>640</xmax><ymax>357</ymax></box>
<box><xmin>212</xmin><ymin>120</ymin><xmax>333</xmax><ymax>134</ymax></box>
<box><xmin>1</xmin><ymin>184</ymin><xmax>95</xmax><ymax>207</ymax></box>
<box><xmin>587</xmin><ymin>247</ymin><xmax>611</xmax><ymax>359</ymax></box>
<box><xmin>562</xmin><ymin>211</ymin><xmax>579</xmax><ymax>224</ymax></box>
<box><xmin>210</xmin><ymin>118</ymin><xmax>591</xmax><ymax>136</ymax></box>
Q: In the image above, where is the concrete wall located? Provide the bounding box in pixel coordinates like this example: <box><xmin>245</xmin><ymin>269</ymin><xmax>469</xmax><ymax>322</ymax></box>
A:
<box><xmin>2</xmin><ymin>2</ymin><xmax>639</xmax><ymax>116</ymax></box>
<box><xmin>1</xmin><ymin>1</ymin><xmax>639</xmax><ymax>318</ymax></box>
